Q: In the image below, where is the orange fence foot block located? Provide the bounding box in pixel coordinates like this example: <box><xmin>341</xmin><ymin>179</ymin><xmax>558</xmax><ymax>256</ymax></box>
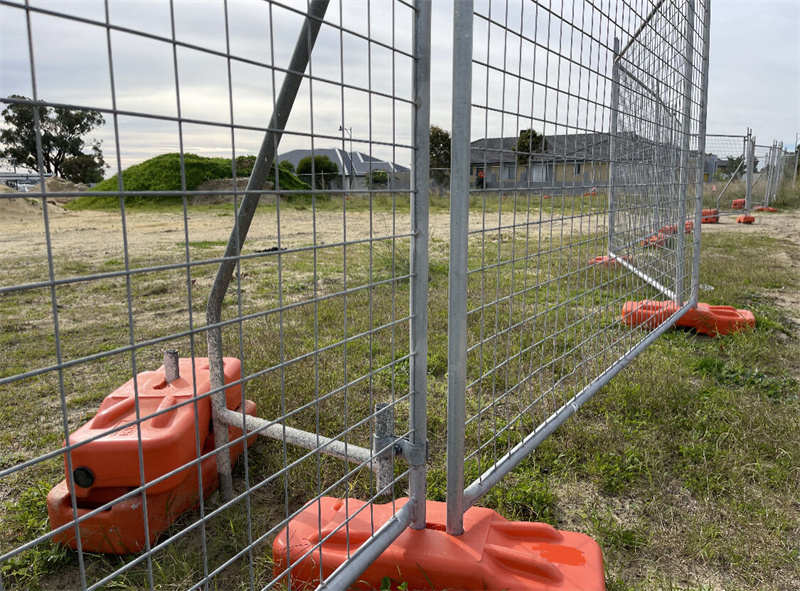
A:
<box><xmin>47</xmin><ymin>400</ymin><xmax>256</xmax><ymax>554</ymax></box>
<box><xmin>737</xmin><ymin>215</ymin><xmax>755</xmax><ymax>224</ymax></box>
<box><xmin>701</xmin><ymin>209</ymin><xmax>719</xmax><ymax>223</ymax></box>
<box><xmin>47</xmin><ymin>356</ymin><xmax>258</xmax><ymax>554</ymax></box>
<box><xmin>587</xmin><ymin>255</ymin><xmax>630</xmax><ymax>267</ymax></box>
<box><xmin>754</xmin><ymin>206</ymin><xmax>778</xmax><ymax>212</ymax></box>
<box><xmin>621</xmin><ymin>300</ymin><xmax>755</xmax><ymax>337</ymax></box>
<box><xmin>731</xmin><ymin>199</ymin><xmax>745</xmax><ymax>210</ymax></box>
<box><xmin>64</xmin><ymin>357</ymin><xmax>244</xmax><ymax>495</ymax></box>
<box><xmin>273</xmin><ymin>497</ymin><xmax>605</xmax><ymax>591</ymax></box>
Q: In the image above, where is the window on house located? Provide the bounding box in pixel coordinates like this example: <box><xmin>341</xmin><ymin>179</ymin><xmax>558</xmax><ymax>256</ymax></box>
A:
<box><xmin>505</xmin><ymin>165</ymin><xmax>515</xmax><ymax>180</ymax></box>
<box><xmin>574</xmin><ymin>163</ymin><xmax>582</xmax><ymax>175</ymax></box>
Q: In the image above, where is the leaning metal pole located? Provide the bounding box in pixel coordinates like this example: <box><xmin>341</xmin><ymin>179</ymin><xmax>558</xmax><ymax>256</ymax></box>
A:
<box><xmin>206</xmin><ymin>0</ymin><xmax>330</xmax><ymax>502</ymax></box>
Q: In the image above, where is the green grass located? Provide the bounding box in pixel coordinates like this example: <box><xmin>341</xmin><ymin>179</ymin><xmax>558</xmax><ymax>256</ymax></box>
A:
<box><xmin>1</xmin><ymin>185</ymin><xmax>799</xmax><ymax>589</ymax></box>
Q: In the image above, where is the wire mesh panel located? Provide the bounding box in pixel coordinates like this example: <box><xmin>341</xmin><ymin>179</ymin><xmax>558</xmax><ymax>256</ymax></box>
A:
<box><xmin>0</xmin><ymin>0</ymin><xmax>429</xmax><ymax>589</ymax></box>
<box><xmin>446</xmin><ymin>0</ymin><xmax>710</xmax><ymax>533</ymax></box>
<box><xmin>702</xmin><ymin>133</ymin><xmax>747</xmax><ymax>214</ymax></box>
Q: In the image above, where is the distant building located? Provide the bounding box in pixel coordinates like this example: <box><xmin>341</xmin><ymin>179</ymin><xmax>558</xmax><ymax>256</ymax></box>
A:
<box><xmin>470</xmin><ymin>133</ymin><xmax>718</xmax><ymax>189</ymax></box>
<box><xmin>277</xmin><ymin>148</ymin><xmax>410</xmax><ymax>190</ymax></box>
<box><xmin>470</xmin><ymin>133</ymin><xmax>611</xmax><ymax>190</ymax></box>
<box><xmin>0</xmin><ymin>157</ymin><xmax>49</xmax><ymax>191</ymax></box>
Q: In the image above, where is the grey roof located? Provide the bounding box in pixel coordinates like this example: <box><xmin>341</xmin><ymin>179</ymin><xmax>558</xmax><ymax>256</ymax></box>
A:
<box><xmin>278</xmin><ymin>148</ymin><xmax>410</xmax><ymax>176</ymax></box>
<box><xmin>470</xmin><ymin>133</ymin><xmax>613</xmax><ymax>166</ymax></box>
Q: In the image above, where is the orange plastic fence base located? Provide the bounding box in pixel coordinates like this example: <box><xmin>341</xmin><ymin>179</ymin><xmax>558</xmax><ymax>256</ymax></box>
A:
<box><xmin>732</xmin><ymin>199</ymin><xmax>745</xmax><ymax>210</ymax></box>
<box><xmin>587</xmin><ymin>255</ymin><xmax>630</xmax><ymax>267</ymax></box>
<box><xmin>47</xmin><ymin>400</ymin><xmax>257</xmax><ymax>554</ymax></box>
<box><xmin>701</xmin><ymin>209</ymin><xmax>719</xmax><ymax>223</ymax></box>
<box><xmin>737</xmin><ymin>215</ymin><xmax>755</xmax><ymax>224</ymax></box>
<box><xmin>641</xmin><ymin>221</ymin><xmax>693</xmax><ymax>248</ymax></box>
<box><xmin>754</xmin><ymin>206</ymin><xmax>778</xmax><ymax>212</ymax></box>
<box><xmin>273</xmin><ymin>498</ymin><xmax>605</xmax><ymax>591</ymax></box>
<box><xmin>621</xmin><ymin>300</ymin><xmax>755</xmax><ymax>337</ymax></box>
<box><xmin>66</xmin><ymin>357</ymin><xmax>244</xmax><ymax>496</ymax></box>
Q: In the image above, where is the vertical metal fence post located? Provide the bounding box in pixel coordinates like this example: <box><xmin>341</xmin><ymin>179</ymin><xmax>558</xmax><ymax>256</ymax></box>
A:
<box><xmin>745</xmin><ymin>129</ymin><xmax>754</xmax><ymax>213</ymax></box>
<box><xmin>675</xmin><ymin>0</ymin><xmax>696</xmax><ymax>307</ymax></box>
<box><xmin>408</xmin><ymin>0</ymin><xmax>431</xmax><ymax>531</ymax></box>
<box><xmin>446</xmin><ymin>0</ymin><xmax>474</xmax><ymax>537</ymax></box>
<box><xmin>691</xmin><ymin>1</ymin><xmax>711</xmax><ymax>307</ymax></box>
<box><xmin>793</xmin><ymin>133</ymin><xmax>799</xmax><ymax>186</ymax></box>
<box><xmin>608</xmin><ymin>37</ymin><xmax>621</xmax><ymax>254</ymax></box>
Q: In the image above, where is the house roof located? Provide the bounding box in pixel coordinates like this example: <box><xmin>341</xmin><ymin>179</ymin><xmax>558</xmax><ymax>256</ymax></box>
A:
<box><xmin>278</xmin><ymin>148</ymin><xmax>410</xmax><ymax>176</ymax></box>
<box><xmin>470</xmin><ymin>133</ymin><xmax>613</xmax><ymax>166</ymax></box>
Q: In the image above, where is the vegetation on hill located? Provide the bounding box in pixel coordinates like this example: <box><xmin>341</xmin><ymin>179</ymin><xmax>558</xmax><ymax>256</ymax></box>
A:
<box><xmin>66</xmin><ymin>153</ymin><xmax>311</xmax><ymax>210</ymax></box>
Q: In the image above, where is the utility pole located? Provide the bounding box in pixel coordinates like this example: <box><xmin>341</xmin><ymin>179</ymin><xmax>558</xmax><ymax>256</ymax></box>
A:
<box><xmin>339</xmin><ymin>125</ymin><xmax>354</xmax><ymax>189</ymax></box>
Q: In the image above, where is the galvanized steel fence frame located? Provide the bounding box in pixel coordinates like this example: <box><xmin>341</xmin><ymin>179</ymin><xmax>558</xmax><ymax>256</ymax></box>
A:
<box><xmin>703</xmin><ymin>132</ymin><xmax>750</xmax><ymax>215</ymax></box>
<box><xmin>0</xmin><ymin>0</ymin><xmax>712</xmax><ymax>588</ymax></box>
<box><xmin>445</xmin><ymin>0</ymin><xmax>711</xmax><ymax>535</ymax></box>
<box><xmin>0</xmin><ymin>0</ymin><xmax>430</xmax><ymax>589</ymax></box>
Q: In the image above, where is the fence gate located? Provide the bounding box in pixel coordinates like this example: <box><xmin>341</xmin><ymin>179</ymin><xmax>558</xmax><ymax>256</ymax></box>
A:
<box><xmin>446</xmin><ymin>0</ymin><xmax>711</xmax><ymax>535</ymax></box>
<box><xmin>0</xmin><ymin>0</ymin><xmax>430</xmax><ymax>590</ymax></box>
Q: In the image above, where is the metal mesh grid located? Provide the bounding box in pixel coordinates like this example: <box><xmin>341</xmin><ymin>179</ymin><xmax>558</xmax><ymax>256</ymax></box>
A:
<box><xmin>446</xmin><ymin>0</ymin><xmax>710</xmax><ymax>532</ymax></box>
<box><xmin>754</xmin><ymin>142</ymin><xmax>783</xmax><ymax>208</ymax></box>
<box><xmin>0</xmin><ymin>0</ymin><xmax>427</xmax><ymax>589</ymax></box>
<box><xmin>702</xmin><ymin>133</ymin><xmax>747</xmax><ymax>213</ymax></box>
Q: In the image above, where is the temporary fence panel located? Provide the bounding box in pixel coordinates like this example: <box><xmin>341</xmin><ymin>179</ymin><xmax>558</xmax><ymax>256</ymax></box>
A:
<box><xmin>787</xmin><ymin>150</ymin><xmax>798</xmax><ymax>189</ymax></box>
<box><xmin>703</xmin><ymin>133</ymin><xmax>748</xmax><ymax>216</ymax></box>
<box><xmin>0</xmin><ymin>0</ymin><xmax>430</xmax><ymax>590</ymax></box>
<box><xmin>446</xmin><ymin>0</ymin><xmax>710</xmax><ymax>534</ymax></box>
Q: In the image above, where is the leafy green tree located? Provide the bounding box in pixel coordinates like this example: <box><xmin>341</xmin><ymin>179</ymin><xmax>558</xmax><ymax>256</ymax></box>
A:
<box><xmin>280</xmin><ymin>159</ymin><xmax>295</xmax><ymax>173</ymax></box>
<box><xmin>60</xmin><ymin>145</ymin><xmax>106</xmax><ymax>184</ymax></box>
<box><xmin>296</xmin><ymin>154</ymin><xmax>339</xmax><ymax>189</ymax></box>
<box><xmin>369</xmin><ymin>169</ymin><xmax>388</xmax><ymax>188</ymax></box>
<box><xmin>430</xmin><ymin>125</ymin><xmax>451</xmax><ymax>187</ymax></box>
<box><xmin>514</xmin><ymin>128</ymin><xmax>547</xmax><ymax>165</ymax></box>
<box><xmin>0</xmin><ymin>95</ymin><xmax>105</xmax><ymax>177</ymax></box>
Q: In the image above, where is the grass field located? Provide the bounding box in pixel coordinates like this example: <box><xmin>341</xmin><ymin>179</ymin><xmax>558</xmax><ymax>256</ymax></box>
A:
<box><xmin>0</xmin><ymin>185</ymin><xmax>798</xmax><ymax>590</ymax></box>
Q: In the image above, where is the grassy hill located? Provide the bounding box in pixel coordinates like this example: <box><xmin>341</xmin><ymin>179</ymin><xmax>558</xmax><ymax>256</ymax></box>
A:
<box><xmin>67</xmin><ymin>153</ymin><xmax>311</xmax><ymax>210</ymax></box>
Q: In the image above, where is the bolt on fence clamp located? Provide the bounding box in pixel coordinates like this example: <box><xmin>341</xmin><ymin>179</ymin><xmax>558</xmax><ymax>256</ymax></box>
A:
<box><xmin>394</xmin><ymin>437</ymin><xmax>429</xmax><ymax>466</ymax></box>
<box><xmin>373</xmin><ymin>435</ymin><xmax>428</xmax><ymax>466</ymax></box>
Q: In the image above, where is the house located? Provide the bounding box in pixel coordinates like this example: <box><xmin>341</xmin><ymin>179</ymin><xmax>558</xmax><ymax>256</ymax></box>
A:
<box><xmin>470</xmin><ymin>132</ymin><xmax>717</xmax><ymax>190</ymax></box>
<box><xmin>470</xmin><ymin>133</ymin><xmax>612</xmax><ymax>190</ymax></box>
<box><xmin>277</xmin><ymin>148</ymin><xmax>410</xmax><ymax>190</ymax></box>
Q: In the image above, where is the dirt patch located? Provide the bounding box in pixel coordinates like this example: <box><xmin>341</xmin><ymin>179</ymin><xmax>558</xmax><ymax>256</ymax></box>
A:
<box><xmin>194</xmin><ymin>178</ymin><xmax>276</xmax><ymax>205</ymax></box>
<box><xmin>29</xmin><ymin>176</ymin><xmax>88</xmax><ymax>194</ymax></box>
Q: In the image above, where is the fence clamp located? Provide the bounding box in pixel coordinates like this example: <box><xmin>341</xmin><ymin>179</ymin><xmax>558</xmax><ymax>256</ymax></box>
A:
<box><xmin>373</xmin><ymin>434</ymin><xmax>428</xmax><ymax>466</ymax></box>
<box><xmin>394</xmin><ymin>437</ymin><xmax>428</xmax><ymax>466</ymax></box>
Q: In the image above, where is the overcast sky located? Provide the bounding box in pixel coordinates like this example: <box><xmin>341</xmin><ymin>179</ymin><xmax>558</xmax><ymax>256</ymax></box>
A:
<box><xmin>0</xmin><ymin>0</ymin><xmax>798</xmax><ymax>174</ymax></box>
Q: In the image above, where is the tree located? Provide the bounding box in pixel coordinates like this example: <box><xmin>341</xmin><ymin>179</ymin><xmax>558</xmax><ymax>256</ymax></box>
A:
<box><xmin>429</xmin><ymin>125</ymin><xmax>450</xmax><ymax>188</ymax></box>
<box><xmin>61</xmin><ymin>145</ymin><xmax>106</xmax><ymax>184</ymax></box>
<box><xmin>0</xmin><ymin>95</ymin><xmax>105</xmax><ymax>178</ymax></box>
<box><xmin>279</xmin><ymin>159</ymin><xmax>295</xmax><ymax>173</ymax></box>
<box><xmin>296</xmin><ymin>154</ymin><xmax>338</xmax><ymax>189</ymax></box>
<box><xmin>369</xmin><ymin>169</ymin><xmax>388</xmax><ymax>188</ymax></box>
<box><xmin>717</xmin><ymin>155</ymin><xmax>743</xmax><ymax>178</ymax></box>
<box><xmin>514</xmin><ymin>128</ymin><xmax>547</xmax><ymax>165</ymax></box>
